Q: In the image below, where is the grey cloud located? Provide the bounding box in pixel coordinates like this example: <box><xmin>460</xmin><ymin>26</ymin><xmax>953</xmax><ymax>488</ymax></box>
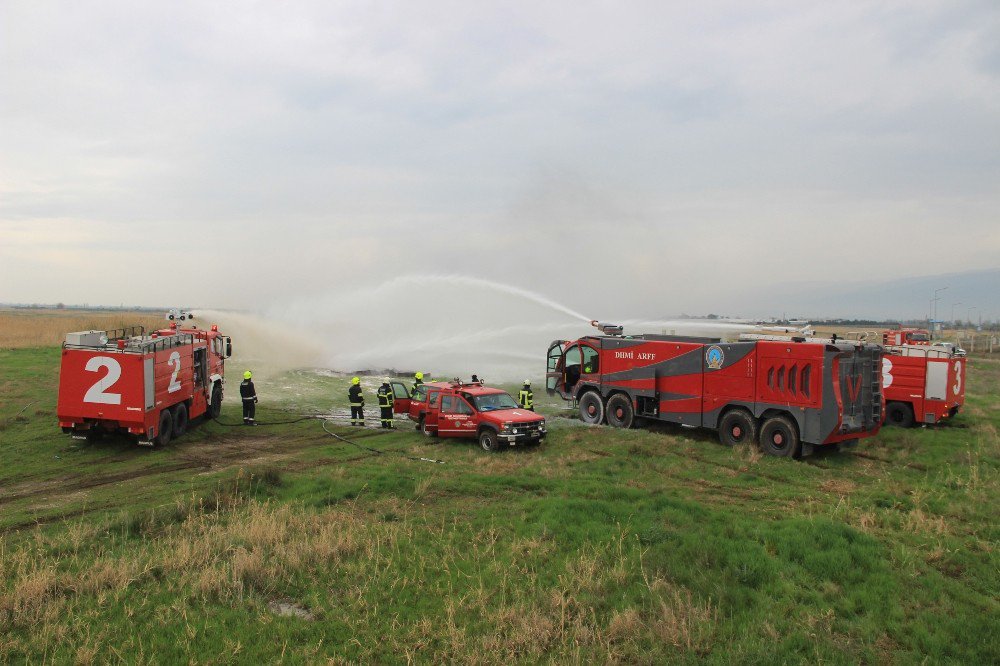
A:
<box><xmin>1</xmin><ymin>1</ymin><xmax>998</xmax><ymax>318</ymax></box>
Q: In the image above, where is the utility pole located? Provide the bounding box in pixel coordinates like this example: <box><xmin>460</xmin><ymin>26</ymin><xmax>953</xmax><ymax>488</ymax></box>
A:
<box><xmin>933</xmin><ymin>286</ymin><xmax>948</xmax><ymax>337</ymax></box>
<box><xmin>951</xmin><ymin>302</ymin><xmax>963</xmax><ymax>327</ymax></box>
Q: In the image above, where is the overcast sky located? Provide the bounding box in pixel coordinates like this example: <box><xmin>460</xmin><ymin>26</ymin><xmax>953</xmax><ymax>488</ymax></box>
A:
<box><xmin>2</xmin><ymin>1</ymin><xmax>999</xmax><ymax>320</ymax></box>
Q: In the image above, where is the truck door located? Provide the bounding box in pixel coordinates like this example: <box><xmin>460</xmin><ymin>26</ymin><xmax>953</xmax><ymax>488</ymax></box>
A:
<box><xmin>437</xmin><ymin>394</ymin><xmax>474</xmax><ymax>438</ymax></box>
<box><xmin>423</xmin><ymin>389</ymin><xmax>441</xmax><ymax>432</ymax></box>
<box><xmin>546</xmin><ymin>340</ymin><xmax>568</xmax><ymax>397</ymax></box>
<box><xmin>390</xmin><ymin>381</ymin><xmax>411</xmax><ymax>414</ymax></box>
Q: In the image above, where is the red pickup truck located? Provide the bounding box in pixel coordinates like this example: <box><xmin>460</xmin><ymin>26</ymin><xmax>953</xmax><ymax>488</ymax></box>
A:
<box><xmin>390</xmin><ymin>380</ymin><xmax>546</xmax><ymax>452</ymax></box>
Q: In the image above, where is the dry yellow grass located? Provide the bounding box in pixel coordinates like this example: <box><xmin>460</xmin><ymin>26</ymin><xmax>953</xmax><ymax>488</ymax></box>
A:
<box><xmin>0</xmin><ymin>487</ymin><xmax>720</xmax><ymax>663</ymax></box>
<box><xmin>0</xmin><ymin>309</ymin><xmax>168</xmax><ymax>348</ymax></box>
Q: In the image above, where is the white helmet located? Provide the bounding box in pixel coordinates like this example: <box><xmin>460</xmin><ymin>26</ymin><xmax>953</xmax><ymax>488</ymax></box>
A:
<box><xmin>523</xmin><ymin>379</ymin><xmax>531</xmax><ymax>385</ymax></box>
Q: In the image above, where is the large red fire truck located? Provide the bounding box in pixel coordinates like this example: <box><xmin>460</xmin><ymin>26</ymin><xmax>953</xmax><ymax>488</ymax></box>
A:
<box><xmin>57</xmin><ymin>323</ymin><xmax>232</xmax><ymax>446</ymax></box>
<box><xmin>545</xmin><ymin>323</ymin><xmax>883</xmax><ymax>457</ymax></box>
<box><xmin>881</xmin><ymin>330</ymin><xmax>965</xmax><ymax>428</ymax></box>
<box><xmin>391</xmin><ymin>380</ymin><xmax>546</xmax><ymax>451</ymax></box>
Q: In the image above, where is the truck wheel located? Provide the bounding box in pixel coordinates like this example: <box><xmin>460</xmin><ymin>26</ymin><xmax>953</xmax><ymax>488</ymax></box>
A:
<box><xmin>885</xmin><ymin>402</ymin><xmax>914</xmax><ymax>428</ymax></box>
<box><xmin>719</xmin><ymin>410</ymin><xmax>757</xmax><ymax>447</ymax></box>
<box><xmin>479</xmin><ymin>429</ymin><xmax>502</xmax><ymax>452</ymax></box>
<box><xmin>173</xmin><ymin>403</ymin><xmax>189</xmax><ymax>438</ymax></box>
<box><xmin>759</xmin><ymin>415</ymin><xmax>799</xmax><ymax>457</ymax></box>
<box><xmin>578</xmin><ymin>392</ymin><xmax>605</xmax><ymax>425</ymax></box>
<box><xmin>605</xmin><ymin>394</ymin><xmax>634</xmax><ymax>429</ymax></box>
<box><xmin>208</xmin><ymin>383</ymin><xmax>222</xmax><ymax>419</ymax></box>
<box><xmin>155</xmin><ymin>410</ymin><xmax>173</xmax><ymax>447</ymax></box>
<box><xmin>421</xmin><ymin>419</ymin><xmax>437</xmax><ymax>438</ymax></box>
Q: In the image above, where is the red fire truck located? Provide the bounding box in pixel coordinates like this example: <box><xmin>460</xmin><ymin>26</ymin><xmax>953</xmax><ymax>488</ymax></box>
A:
<box><xmin>57</xmin><ymin>324</ymin><xmax>232</xmax><ymax>446</ymax></box>
<box><xmin>545</xmin><ymin>323</ymin><xmax>883</xmax><ymax>457</ymax></box>
<box><xmin>882</xmin><ymin>328</ymin><xmax>931</xmax><ymax>346</ymax></box>
<box><xmin>391</xmin><ymin>380</ymin><xmax>546</xmax><ymax>451</ymax></box>
<box><xmin>881</xmin><ymin>334</ymin><xmax>965</xmax><ymax>427</ymax></box>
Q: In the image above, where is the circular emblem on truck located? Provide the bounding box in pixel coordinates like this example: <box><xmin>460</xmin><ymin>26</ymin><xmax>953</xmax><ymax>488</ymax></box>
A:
<box><xmin>706</xmin><ymin>345</ymin><xmax>725</xmax><ymax>370</ymax></box>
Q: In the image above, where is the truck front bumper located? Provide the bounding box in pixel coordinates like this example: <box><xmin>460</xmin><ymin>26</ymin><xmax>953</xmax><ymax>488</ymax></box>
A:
<box><xmin>499</xmin><ymin>424</ymin><xmax>546</xmax><ymax>445</ymax></box>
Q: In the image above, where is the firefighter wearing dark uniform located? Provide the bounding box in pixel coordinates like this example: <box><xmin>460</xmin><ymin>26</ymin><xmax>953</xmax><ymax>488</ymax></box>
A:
<box><xmin>240</xmin><ymin>370</ymin><xmax>258</xmax><ymax>425</ymax></box>
<box><xmin>377</xmin><ymin>379</ymin><xmax>395</xmax><ymax>429</ymax></box>
<box><xmin>348</xmin><ymin>376</ymin><xmax>364</xmax><ymax>426</ymax></box>
<box><xmin>412</xmin><ymin>371</ymin><xmax>424</xmax><ymax>394</ymax></box>
<box><xmin>518</xmin><ymin>380</ymin><xmax>534</xmax><ymax>411</ymax></box>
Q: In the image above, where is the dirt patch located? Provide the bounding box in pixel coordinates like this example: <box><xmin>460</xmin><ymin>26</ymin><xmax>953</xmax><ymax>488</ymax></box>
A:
<box><xmin>820</xmin><ymin>479</ymin><xmax>856</xmax><ymax>495</ymax></box>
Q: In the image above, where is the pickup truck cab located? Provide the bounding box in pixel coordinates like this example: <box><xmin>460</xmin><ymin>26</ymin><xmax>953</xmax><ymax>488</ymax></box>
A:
<box><xmin>390</xmin><ymin>380</ymin><xmax>546</xmax><ymax>452</ymax></box>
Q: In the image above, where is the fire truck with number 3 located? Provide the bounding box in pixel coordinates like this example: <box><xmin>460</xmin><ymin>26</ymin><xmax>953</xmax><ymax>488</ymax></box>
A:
<box><xmin>546</xmin><ymin>322</ymin><xmax>883</xmax><ymax>457</ymax></box>
<box><xmin>57</xmin><ymin>323</ymin><xmax>232</xmax><ymax>446</ymax></box>
<box><xmin>880</xmin><ymin>328</ymin><xmax>965</xmax><ymax>427</ymax></box>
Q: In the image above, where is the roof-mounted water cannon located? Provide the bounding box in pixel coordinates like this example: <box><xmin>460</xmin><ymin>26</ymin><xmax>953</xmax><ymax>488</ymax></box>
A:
<box><xmin>591</xmin><ymin>320</ymin><xmax>624</xmax><ymax>336</ymax></box>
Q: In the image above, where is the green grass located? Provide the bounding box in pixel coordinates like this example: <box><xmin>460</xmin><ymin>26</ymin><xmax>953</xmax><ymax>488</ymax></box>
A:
<box><xmin>1</xmin><ymin>348</ymin><xmax>998</xmax><ymax>663</ymax></box>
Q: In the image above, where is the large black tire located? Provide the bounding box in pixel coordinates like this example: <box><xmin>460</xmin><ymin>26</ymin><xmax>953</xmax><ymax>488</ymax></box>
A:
<box><xmin>578</xmin><ymin>391</ymin><xmax>605</xmax><ymax>425</ymax></box>
<box><xmin>173</xmin><ymin>402</ymin><xmax>189</xmax><ymax>438</ymax></box>
<box><xmin>759</xmin><ymin>415</ymin><xmax>799</xmax><ymax>458</ymax></box>
<box><xmin>421</xmin><ymin>418</ymin><xmax>437</xmax><ymax>438</ymax></box>
<box><xmin>885</xmin><ymin>401</ymin><xmax>914</xmax><ymax>428</ymax></box>
<box><xmin>718</xmin><ymin>409</ymin><xmax>758</xmax><ymax>447</ymax></box>
<box><xmin>155</xmin><ymin>410</ymin><xmax>173</xmax><ymax>447</ymax></box>
<box><xmin>605</xmin><ymin>394</ymin><xmax>634</xmax><ymax>429</ymax></box>
<box><xmin>479</xmin><ymin>429</ymin><xmax>502</xmax><ymax>452</ymax></box>
<box><xmin>208</xmin><ymin>382</ymin><xmax>223</xmax><ymax>419</ymax></box>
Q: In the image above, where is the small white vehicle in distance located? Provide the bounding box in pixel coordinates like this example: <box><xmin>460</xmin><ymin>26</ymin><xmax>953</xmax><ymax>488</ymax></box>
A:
<box><xmin>165</xmin><ymin>309</ymin><xmax>195</xmax><ymax>321</ymax></box>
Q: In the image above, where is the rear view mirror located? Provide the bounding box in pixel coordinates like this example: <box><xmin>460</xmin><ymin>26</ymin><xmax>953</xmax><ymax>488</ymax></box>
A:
<box><xmin>226</xmin><ymin>339</ymin><xmax>232</xmax><ymax>358</ymax></box>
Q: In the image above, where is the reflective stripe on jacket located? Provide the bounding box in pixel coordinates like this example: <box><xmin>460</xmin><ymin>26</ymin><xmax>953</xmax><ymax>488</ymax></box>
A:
<box><xmin>377</xmin><ymin>387</ymin><xmax>393</xmax><ymax>408</ymax></box>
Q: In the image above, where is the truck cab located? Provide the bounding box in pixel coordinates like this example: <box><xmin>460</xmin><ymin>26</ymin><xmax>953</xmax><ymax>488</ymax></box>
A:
<box><xmin>391</xmin><ymin>380</ymin><xmax>546</xmax><ymax>452</ymax></box>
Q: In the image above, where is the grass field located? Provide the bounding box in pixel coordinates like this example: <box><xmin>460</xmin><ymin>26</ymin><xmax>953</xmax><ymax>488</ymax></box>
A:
<box><xmin>0</xmin><ymin>337</ymin><xmax>998</xmax><ymax>662</ymax></box>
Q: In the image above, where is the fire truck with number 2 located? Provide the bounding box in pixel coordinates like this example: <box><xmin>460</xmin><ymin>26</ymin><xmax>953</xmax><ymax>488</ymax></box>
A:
<box><xmin>57</xmin><ymin>323</ymin><xmax>232</xmax><ymax>446</ymax></box>
<box><xmin>546</xmin><ymin>322</ymin><xmax>883</xmax><ymax>457</ymax></box>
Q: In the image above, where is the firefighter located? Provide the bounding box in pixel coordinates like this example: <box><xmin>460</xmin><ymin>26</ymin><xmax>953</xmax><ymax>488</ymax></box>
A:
<box><xmin>240</xmin><ymin>370</ymin><xmax>258</xmax><ymax>425</ymax></box>
<box><xmin>348</xmin><ymin>377</ymin><xmax>365</xmax><ymax>426</ymax></box>
<box><xmin>377</xmin><ymin>379</ymin><xmax>395</xmax><ymax>429</ymax></box>
<box><xmin>518</xmin><ymin>380</ymin><xmax>534</xmax><ymax>411</ymax></box>
<box><xmin>412</xmin><ymin>371</ymin><xmax>424</xmax><ymax>393</ymax></box>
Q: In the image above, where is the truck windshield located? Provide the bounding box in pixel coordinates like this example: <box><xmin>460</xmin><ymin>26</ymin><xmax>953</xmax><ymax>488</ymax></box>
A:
<box><xmin>472</xmin><ymin>392</ymin><xmax>519</xmax><ymax>412</ymax></box>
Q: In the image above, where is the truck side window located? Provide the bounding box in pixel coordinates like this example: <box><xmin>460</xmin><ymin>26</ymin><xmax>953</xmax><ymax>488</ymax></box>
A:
<box><xmin>455</xmin><ymin>398</ymin><xmax>473</xmax><ymax>415</ymax></box>
<box><xmin>582</xmin><ymin>345</ymin><xmax>599</xmax><ymax>374</ymax></box>
<box><xmin>428</xmin><ymin>391</ymin><xmax>440</xmax><ymax>408</ymax></box>
<box><xmin>441</xmin><ymin>395</ymin><xmax>454</xmax><ymax>412</ymax></box>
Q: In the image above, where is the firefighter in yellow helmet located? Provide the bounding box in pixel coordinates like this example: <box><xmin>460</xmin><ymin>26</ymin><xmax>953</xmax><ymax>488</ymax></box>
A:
<box><xmin>412</xmin><ymin>371</ymin><xmax>424</xmax><ymax>394</ymax></box>
<box><xmin>518</xmin><ymin>379</ymin><xmax>534</xmax><ymax>411</ymax></box>
<box><xmin>240</xmin><ymin>370</ymin><xmax>258</xmax><ymax>425</ymax></box>
<box><xmin>348</xmin><ymin>376</ymin><xmax>364</xmax><ymax>426</ymax></box>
